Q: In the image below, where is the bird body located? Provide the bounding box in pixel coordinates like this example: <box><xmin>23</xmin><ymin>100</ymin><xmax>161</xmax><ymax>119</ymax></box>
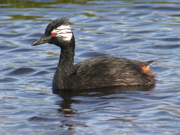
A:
<box><xmin>32</xmin><ymin>18</ymin><xmax>155</xmax><ymax>90</ymax></box>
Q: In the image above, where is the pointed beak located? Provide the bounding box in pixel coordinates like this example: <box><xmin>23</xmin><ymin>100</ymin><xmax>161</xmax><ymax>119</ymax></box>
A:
<box><xmin>31</xmin><ymin>36</ymin><xmax>49</xmax><ymax>46</ymax></box>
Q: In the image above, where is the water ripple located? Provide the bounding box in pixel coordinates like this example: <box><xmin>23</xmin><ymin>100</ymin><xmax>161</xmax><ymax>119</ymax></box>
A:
<box><xmin>0</xmin><ymin>0</ymin><xmax>180</xmax><ymax>134</ymax></box>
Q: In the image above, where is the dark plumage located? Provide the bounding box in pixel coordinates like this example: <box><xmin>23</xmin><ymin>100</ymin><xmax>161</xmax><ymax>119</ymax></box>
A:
<box><xmin>32</xmin><ymin>18</ymin><xmax>156</xmax><ymax>90</ymax></box>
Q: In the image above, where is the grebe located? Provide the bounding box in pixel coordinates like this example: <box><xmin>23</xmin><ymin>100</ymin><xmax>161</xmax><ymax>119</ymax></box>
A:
<box><xmin>32</xmin><ymin>18</ymin><xmax>155</xmax><ymax>90</ymax></box>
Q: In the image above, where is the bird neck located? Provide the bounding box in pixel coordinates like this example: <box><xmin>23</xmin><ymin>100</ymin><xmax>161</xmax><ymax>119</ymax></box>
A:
<box><xmin>57</xmin><ymin>41</ymin><xmax>75</xmax><ymax>76</ymax></box>
<box><xmin>53</xmin><ymin>35</ymin><xmax>76</xmax><ymax>90</ymax></box>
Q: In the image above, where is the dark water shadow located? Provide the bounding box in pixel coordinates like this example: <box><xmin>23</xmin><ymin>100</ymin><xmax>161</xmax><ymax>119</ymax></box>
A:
<box><xmin>52</xmin><ymin>85</ymin><xmax>155</xmax><ymax>131</ymax></box>
<box><xmin>53</xmin><ymin>85</ymin><xmax>155</xmax><ymax>97</ymax></box>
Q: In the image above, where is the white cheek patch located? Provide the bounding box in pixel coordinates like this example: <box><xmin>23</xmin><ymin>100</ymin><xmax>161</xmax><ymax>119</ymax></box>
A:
<box><xmin>51</xmin><ymin>25</ymin><xmax>72</xmax><ymax>42</ymax></box>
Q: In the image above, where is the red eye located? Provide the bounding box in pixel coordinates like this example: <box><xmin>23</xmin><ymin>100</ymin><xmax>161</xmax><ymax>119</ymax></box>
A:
<box><xmin>51</xmin><ymin>33</ymin><xmax>55</xmax><ymax>37</ymax></box>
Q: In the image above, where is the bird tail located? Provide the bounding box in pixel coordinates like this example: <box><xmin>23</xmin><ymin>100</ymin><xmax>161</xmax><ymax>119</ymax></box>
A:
<box><xmin>141</xmin><ymin>60</ymin><xmax>156</xmax><ymax>80</ymax></box>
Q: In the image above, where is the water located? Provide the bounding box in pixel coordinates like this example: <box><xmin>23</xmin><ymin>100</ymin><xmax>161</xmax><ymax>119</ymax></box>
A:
<box><xmin>0</xmin><ymin>0</ymin><xmax>180</xmax><ymax>134</ymax></box>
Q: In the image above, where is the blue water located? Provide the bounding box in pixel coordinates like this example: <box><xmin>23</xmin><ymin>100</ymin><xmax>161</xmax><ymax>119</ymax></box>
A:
<box><xmin>0</xmin><ymin>0</ymin><xmax>180</xmax><ymax>134</ymax></box>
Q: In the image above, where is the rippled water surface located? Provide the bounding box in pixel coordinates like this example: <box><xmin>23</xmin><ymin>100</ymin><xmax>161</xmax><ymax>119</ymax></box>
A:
<box><xmin>1</xmin><ymin>0</ymin><xmax>180</xmax><ymax>134</ymax></box>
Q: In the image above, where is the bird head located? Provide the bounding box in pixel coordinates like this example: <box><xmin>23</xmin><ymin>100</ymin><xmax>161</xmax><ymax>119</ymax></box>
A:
<box><xmin>32</xmin><ymin>18</ymin><xmax>74</xmax><ymax>48</ymax></box>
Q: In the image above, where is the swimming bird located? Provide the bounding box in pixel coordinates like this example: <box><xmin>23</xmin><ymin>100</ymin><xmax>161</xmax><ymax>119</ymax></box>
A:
<box><xmin>32</xmin><ymin>18</ymin><xmax>155</xmax><ymax>90</ymax></box>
